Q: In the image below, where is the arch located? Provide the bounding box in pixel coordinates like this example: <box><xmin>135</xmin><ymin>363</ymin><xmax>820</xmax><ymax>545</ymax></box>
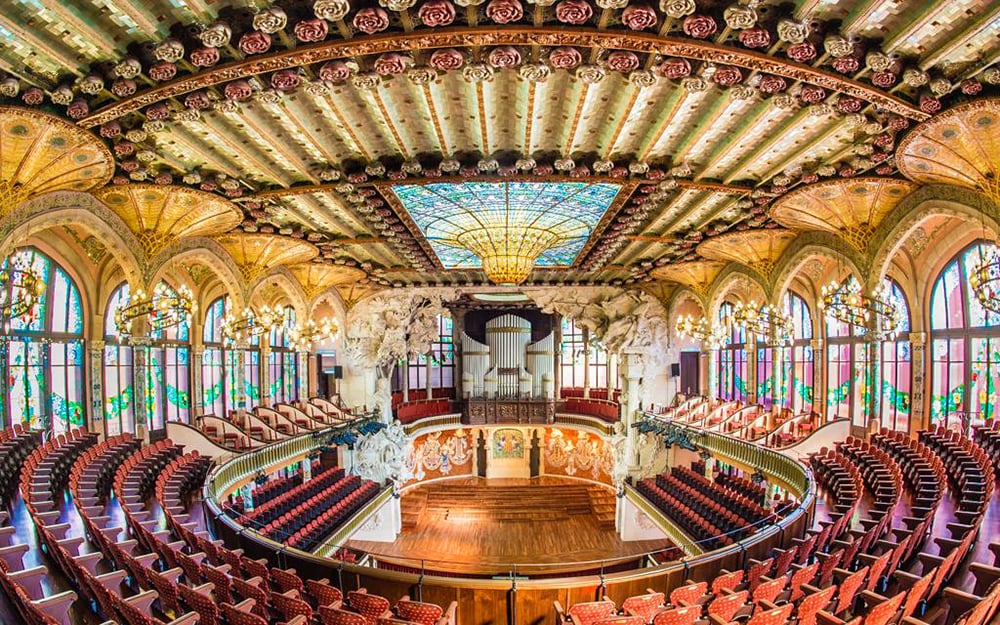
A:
<box><xmin>148</xmin><ymin>237</ymin><xmax>246</xmax><ymax>311</ymax></box>
<box><xmin>248</xmin><ymin>267</ymin><xmax>308</xmax><ymax>321</ymax></box>
<box><xmin>666</xmin><ymin>287</ymin><xmax>707</xmax><ymax>328</ymax></box>
<box><xmin>310</xmin><ymin>287</ymin><xmax>349</xmax><ymax>327</ymax></box>
<box><xmin>706</xmin><ymin>265</ymin><xmax>768</xmax><ymax>320</ymax></box>
<box><xmin>0</xmin><ymin>191</ymin><xmax>144</xmax><ymax>288</ymax></box>
<box><xmin>870</xmin><ymin>185</ymin><xmax>1000</xmax><ymax>286</ymax></box>
<box><xmin>769</xmin><ymin>234</ymin><xmax>865</xmax><ymax>305</ymax></box>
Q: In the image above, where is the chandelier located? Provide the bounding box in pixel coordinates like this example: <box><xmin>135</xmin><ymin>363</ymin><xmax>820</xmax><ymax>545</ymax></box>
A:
<box><xmin>969</xmin><ymin>245</ymin><xmax>1000</xmax><ymax>313</ymax></box>
<box><xmin>0</xmin><ymin>259</ymin><xmax>44</xmax><ymax>331</ymax></box>
<box><xmin>731</xmin><ymin>301</ymin><xmax>795</xmax><ymax>347</ymax></box>
<box><xmin>820</xmin><ymin>280</ymin><xmax>904</xmax><ymax>341</ymax></box>
<box><xmin>288</xmin><ymin>317</ymin><xmax>339</xmax><ymax>351</ymax></box>
<box><xmin>221</xmin><ymin>306</ymin><xmax>281</xmax><ymax>345</ymax></box>
<box><xmin>675</xmin><ymin>314</ymin><xmax>727</xmax><ymax>348</ymax></box>
<box><xmin>115</xmin><ymin>283</ymin><xmax>195</xmax><ymax>339</ymax></box>
<box><xmin>457</xmin><ymin>227</ymin><xmax>562</xmax><ymax>285</ymax></box>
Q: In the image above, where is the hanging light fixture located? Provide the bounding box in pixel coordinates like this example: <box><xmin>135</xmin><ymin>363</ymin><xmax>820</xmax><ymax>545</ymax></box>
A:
<box><xmin>732</xmin><ymin>300</ymin><xmax>795</xmax><ymax>347</ymax></box>
<box><xmin>675</xmin><ymin>314</ymin><xmax>727</xmax><ymax>348</ymax></box>
<box><xmin>115</xmin><ymin>283</ymin><xmax>195</xmax><ymax>339</ymax></box>
<box><xmin>820</xmin><ymin>279</ymin><xmax>904</xmax><ymax>342</ymax></box>
<box><xmin>221</xmin><ymin>305</ymin><xmax>281</xmax><ymax>345</ymax></box>
<box><xmin>0</xmin><ymin>258</ymin><xmax>45</xmax><ymax>332</ymax></box>
<box><xmin>969</xmin><ymin>245</ymin><xmax>1000</xmax><ymax>313</ymax></box>
<box><xmin>287</xmin><ymin>317</ymin><xmax>339</xmax><ymax>351</ymax></box>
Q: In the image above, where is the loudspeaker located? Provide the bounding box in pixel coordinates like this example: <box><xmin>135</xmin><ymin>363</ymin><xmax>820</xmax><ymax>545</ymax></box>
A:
<box><xmin>332</xmin><ymin>365</ymin><xmax>343</xmax><ymax>379</ymax></box>
<box><xmin>670</xmin><ymin>363</ymin><xmax>681</xmax><ymax>377</ymax></box>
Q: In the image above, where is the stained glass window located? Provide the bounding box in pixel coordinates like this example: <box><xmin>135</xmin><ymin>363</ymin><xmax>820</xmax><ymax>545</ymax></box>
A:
<box><xmin>0</xmin><ymin>248</ymin><xmax>85</xmax><ymax>435</ymax></box>
<box><xmin>203</xmin><ymin>296</ymin><xmax>241</xmax><ymax>416</ymax></box>
<box><xmin>880</xmin><ymin>279</ymin><xmax>911</xmax><ymax>433</ymax></box>
<box><xmin>930</xmin><ymin>241</ymin><xmax>1000</xmax><ymax>431</ymax></box>
<box><xmin>717</xmin><ymin>302</ymin><xmax>747</xmax><ymax>401</ymax></box>
<box><xmin>825</xmin><ymin>277</ymin><xmax>871</xmax><ymax>427</ymax></box>
<box><xmin>269</xmin><ymin>307</ymin><xmax>298</xmax><ymax>404</ymax></box>
<box><xmin>786</xmin><ymin>292</ymin><xmax>814</xmax><ymax>414</ymax></box>
<box><xmin>402</xmin><ymin>314</ymin><xmax>454</xmax><ymax>392</ymax></box>
<box><xmin>560</xmin><ymin>317</ymin><xmax>587</xmax><ymax>389</ymax></box>
<box><xmin>391</xmin><ymin>182</ymin><xmax>621</xmax><ymax>268</ymax></box>
<box><xmin>104</xmin><ymin>283</ymin><xmax>135</xmax><ymax>436</ymax></box>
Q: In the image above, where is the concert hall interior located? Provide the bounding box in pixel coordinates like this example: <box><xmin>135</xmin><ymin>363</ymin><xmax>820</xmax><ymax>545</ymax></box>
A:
<box><xmin>1</xmin><ymin>0</ymin><xmax>1000</xmax><ymax>623</ymax></box>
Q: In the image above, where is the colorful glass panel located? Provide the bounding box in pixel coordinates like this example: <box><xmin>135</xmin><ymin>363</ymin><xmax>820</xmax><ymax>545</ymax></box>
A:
<box><xmin>391</xmin><ymin>182</ymin><xmax>620</xmax><ymax>268</ymax></box>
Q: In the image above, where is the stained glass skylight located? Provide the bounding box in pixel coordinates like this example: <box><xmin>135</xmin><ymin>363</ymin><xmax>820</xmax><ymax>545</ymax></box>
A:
<box><xmin>391</xmin><ymin>182</ymin><xmax>621</xmax><ymax>277</ymax></box>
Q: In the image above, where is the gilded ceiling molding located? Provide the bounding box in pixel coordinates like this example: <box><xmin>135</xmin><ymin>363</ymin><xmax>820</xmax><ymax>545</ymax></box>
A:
<box><xmin>868</xmin><ymin>184</ymin><xmax>1000</xmax><ymax>287</ymax></box>
<box><xmin>665</xmin><ymin>286</ymin><xmax>708</xmax><ymax>326</ymax></box>
<box><xmin>704</xmin><ymin>263</ymin><xmax>769</xmax><ymax>320</ymax></box>
<box><xmin>78</xmin><ymin>28</ymin><xmax>927</xmax><ymax>127</ymax></box>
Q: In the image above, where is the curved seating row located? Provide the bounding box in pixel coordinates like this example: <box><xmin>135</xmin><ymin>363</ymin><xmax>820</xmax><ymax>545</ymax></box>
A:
<box><xmin>563</xmin><ymin>398</ymin><xmax>620</xmax><ymax>422</ymax></box>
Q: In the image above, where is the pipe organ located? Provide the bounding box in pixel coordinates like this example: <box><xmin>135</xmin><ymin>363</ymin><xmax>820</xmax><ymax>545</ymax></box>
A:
<box><xmin>460</xmin><ymin>313</ymin><xmax>554</xmax><ymax>399</ymax></box>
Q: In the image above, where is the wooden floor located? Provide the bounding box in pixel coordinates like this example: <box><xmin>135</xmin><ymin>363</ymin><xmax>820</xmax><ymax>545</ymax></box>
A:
<box><xmin>346</xmin><ymin>477</ymin><xmax>676</xmax><ymax>576</ymax></box>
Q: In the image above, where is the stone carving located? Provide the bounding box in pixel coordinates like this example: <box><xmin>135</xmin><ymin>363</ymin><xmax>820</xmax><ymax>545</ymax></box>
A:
<box><xmin>354</xmin><ymin>420</ymin><xmax>412</xmax><ymax>487</ymax></box>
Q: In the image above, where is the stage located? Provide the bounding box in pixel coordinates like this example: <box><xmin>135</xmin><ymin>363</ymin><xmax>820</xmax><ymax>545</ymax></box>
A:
<box><xmin>346</xmin><ymin>477</ymin><xmax>677</xmax><ymax>576</ymax></box>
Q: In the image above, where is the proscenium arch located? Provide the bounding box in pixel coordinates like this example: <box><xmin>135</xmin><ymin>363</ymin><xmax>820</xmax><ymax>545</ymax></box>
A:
<box><xmin>706</xmin><ymin>264</ymin><xmax>768</xmax><ymax>320</ymax></box>
<box><xmin>0</xmin><ymin>191</ymin><xmax>144</xmax><ymax>288</ymax></box>
<box><xmin>147</xmin><ymin>237</ymin><xmax>247</xmax><ymax>311</ymax></box>
<box><xmin>869</xmin><ymin>184</ymin><xmax>1000</xmax><ymax>285</ymax></box>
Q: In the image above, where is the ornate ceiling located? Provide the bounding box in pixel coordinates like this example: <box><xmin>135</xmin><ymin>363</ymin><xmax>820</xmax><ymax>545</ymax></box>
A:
<box><xmin>0</xmin><ymin>0</ymin><xmax>997</xmax><ymax>289</ymax></box>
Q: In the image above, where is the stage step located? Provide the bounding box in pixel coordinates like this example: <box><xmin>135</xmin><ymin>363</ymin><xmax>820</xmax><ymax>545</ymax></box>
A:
<box><xmin>400</xmin><ymin>490</ymin><xmax>427</xmax><ymax>530</ymax></box>
<box><xmin>588</xmin><ymin>486</ymin><xmax>617</xmax><ymax>530</ymax></box>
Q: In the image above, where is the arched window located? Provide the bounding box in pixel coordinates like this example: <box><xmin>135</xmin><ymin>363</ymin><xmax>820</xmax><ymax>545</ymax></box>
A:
<box><xmin>1</xmin><ymin>248</ymin><xmax>85</xmax><ymax>436</ymax></box>
<box><xmin>880</xmin><ymin>279</ymin><xmax>911</xmax><ymax>432</ymax></box>
<box><xmin>717</xmin><ymin>301</ymin><xmax>747</xmax><ymax>401</ymax></box>
<box><xmin>930</xmin><ymin>242</ymin><xmax>999</xmax><ymax>430</ymax></box>
<box><xmin>104</xmin><ymin>283</ymin><xmax>135</xmax><ymax>436</ymax></box>
<box><xmin>269</xmin><ymin>306</ymin><xmax>298</xmax><ymax>404</ymax></box>
<box><xmin>825</xmin><ymin>277</ymin><xmax>873</xmax><ymax>426</ymax></box>
<box><xmin>786</xmin><ymin>292</ymin><xmax>814</xmax><ymax>414</ymax></box>
<box><xmin>756</xmin><ymin>304</ymin><xmax>778</xmax><ymax>410</ymax></box>
<box><xmin>404</xmin><ymin>314</ymin><xmax>454</xmax><ymax>391</ymax></box>
<box><xmin>149</xmin><ymin>283</ymin><xmax>191</xmax><ymax>429</ymax></box>
<box><xmin>202</xmin><ymin>296</ymin><xmax>239</xmax><ymax>417</ymax></box>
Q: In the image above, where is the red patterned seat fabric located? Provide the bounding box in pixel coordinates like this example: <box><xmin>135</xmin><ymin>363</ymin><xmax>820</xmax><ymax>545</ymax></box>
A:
<box><xmin>396</xmin><ymin>599</ymin><xmax>444</xmax><ymax>625</ymax></box>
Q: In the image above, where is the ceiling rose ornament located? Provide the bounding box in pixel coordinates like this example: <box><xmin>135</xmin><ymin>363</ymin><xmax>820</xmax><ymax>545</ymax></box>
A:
<box><xmin>315</xmin><ymin>0</ymin><xmax>352</xmax><ymax>20</ymax></box>
<box><xmin>770</xmin><ymin>178</ymin><xmax>916</xmax><ymax>252</ymax></box>
<box><xmin>0</xmin><ymin>256</ymin><xmax>44</xmax><ymax>332</ymax></box>
<box><xmin>253</xmin><ymin>7</ymin><xmax>288</xmax><ymax>33</ymax></box>
<box><xmin>820</xmin><ymin>279</ymin><xmax>904</xmax><ymax>342</ymax></box>
<box><xmin>94</xmin><ymin>185</ymin><xmax>243</xmax><ymax>260</ymax></box>
<box><xmin>114</xmin><ymin>282</ymin><xmax>195</xmax><ymax>341</ymax></box>
<box><xmin>731</xmin><ymin>300</ymin><xmax>794</xmax><ymax>346</ymax></box>
<box><xmin>0</xmin><ymin>106</ymin><xmax>114</xmax><ymax>220</ymax></box>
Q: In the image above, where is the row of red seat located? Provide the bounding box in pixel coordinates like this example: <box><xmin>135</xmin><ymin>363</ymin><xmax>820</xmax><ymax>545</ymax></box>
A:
<box><xmin>563</xmin><ymin>397</ymin><xmax>620</xmax><ymax>422</ymax></box>
<box><xmin>395</xmin><ymin>398</ymin><xmax>454</xmax><ymax>423</ymax></box>
<box><xmin>391</xmin><ymin>387</ymin><xmax>456</xmax><ymax>409</ymax></box>
<box><xmin>560</xmin><ymin>387</ymin><xmax>622</xmax><ymax>402</ymax></box>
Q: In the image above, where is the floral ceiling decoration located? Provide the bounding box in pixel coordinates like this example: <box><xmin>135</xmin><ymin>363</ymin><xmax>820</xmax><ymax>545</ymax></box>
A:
<box><xmin>0</xmin><ymin>0</ymin><xmax>997</xmax><ymax>287</ymax></box>
<box><xmin>214</xmin><ymin>233</ymin><xmax>319</xmax><ymax>286</ymax></box>
<box><xmin>696</xmin><ymin>228</ymin><xmax>797</xmax><ymax>281</ymax></box>
<box><xmin>769</xmin><ymin>178</ymin><xmax>918</xmax><ymax>252</ymax></box>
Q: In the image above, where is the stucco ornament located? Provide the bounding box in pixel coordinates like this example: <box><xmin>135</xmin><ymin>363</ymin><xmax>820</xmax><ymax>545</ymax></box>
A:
<box><xmin>315</xmin><ymin>0</ymin><xmax>352</xmax><ymax>20</ymax></box>
<box><xmin>607</xmin><ymin>421</ymin><xmax>629</xmax><ymax>492</ymax></box>
<box><xmin>354</xmin><ymin>420</ymin><xmax>413</xmax><ymax>487</ymax></box>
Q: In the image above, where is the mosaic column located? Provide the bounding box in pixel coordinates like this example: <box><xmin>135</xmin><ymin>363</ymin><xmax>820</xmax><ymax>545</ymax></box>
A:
<box><xmin>191</xmin><ymin>347</ymin><xmax>204</xmax><ymax>417</ymax></box>
<box><xmin>909</xmin><ymin>332</ymin><xmax>926</xmax><ymax>435</ymax></box>
<box><xmin>260</xmin><ymin>342</ymin><xmax>271</xmax><ymax>407</ymax></box>
<box><xmin>89</xmin><ymin>340</ymin><xmax>105</xmax><ymax>436</ymax></box>
<box><xmin>234</xmin><ymin>347</ymin><xmax>247</xmax><ymax>413</ymax></box>
<box><xmin>746</xmin><ymin>334</ymin><xmax>758</xmax><ymax>404</ymax></box>
<box><xmin>131</xmin><ymin>336</ymin><xmax>152</xmax><ymax>441</ymax></box>
<box><xmin>298</xmin><ymin>351</ymin><xmax>309</xmax><ymax>401</ymax></box>
<box><xmin>810</xmin><ymin>339</ymin><xmax>824</xmax><ymax>420</ymax></box>
<box><xmin>700</xmin><ymin>350</ymin><xmax>711</xmax><ymax>398</ymax></box>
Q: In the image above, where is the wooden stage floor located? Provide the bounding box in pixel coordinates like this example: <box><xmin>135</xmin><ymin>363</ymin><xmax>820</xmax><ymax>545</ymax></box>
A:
<box><xmin>346</xmin><ymin>476</ymin><xmax>676</xmax><ymax>576</ymax></box>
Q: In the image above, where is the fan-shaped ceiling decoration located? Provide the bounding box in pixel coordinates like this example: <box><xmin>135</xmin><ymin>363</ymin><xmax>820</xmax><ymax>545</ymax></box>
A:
<box><xmin>697</xmin><ymin>229</ymin><xmax>797</xmax><ymax>279</ymax></box>
<box><xmin>897</xmin><ymin>98</ymin><xmax>1000</xmax><ymax>208</ymax></box>
<box><xmin>288</xmin><ymin>262</ymin><xmax>367</xmax><ymax>300</ymax></box>
<box><xmin>95</xmin><ymin>185</ymin><xmax>242</xmax><ymax>260</ymax></box>
<box><xmin>770</xmin><ymin>178</ymin><xmax>918</xmax><ymax>252</ymax></box>
<box><xmin>650</xmin><ymin>261</ymin><xmax>728</xmax><ymax>295</ymax></box>
<box><xmin>215</xmin><ymin>234</ymin><xmax>318</xmax><ymax>285</ymax></box>
<box><xmin>0</xmin><ymin>106</ymin><xmax>113</xmax><ymax>218</ymax></box>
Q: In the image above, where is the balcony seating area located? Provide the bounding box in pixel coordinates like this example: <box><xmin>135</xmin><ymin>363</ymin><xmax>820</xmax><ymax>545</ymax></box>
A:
<box><xmin>560</xmin><ymin>388</ymin><xmax>622</xmax><ymax>402</ymax></box>
<box><xmin>396</xmin><ymin>398</ymin><xmax>455</xmax><ymax>424</ymax></box>
<box><xmin>259</xmin><ymin>474</ymin><xmax>378</xmax><ymax>551</ymax></box>
<box><xmin>973</xmin><ymin>421</ymin><xmax>1000</xmax><ymax>470</ymax></box>
<box><xmin>391</xmin><ymin>387</ymin><xmax>456</xmax><ymax>410</ymax></box>
<box><xmin>239</xmin><ymin>465</ymin><xmax>343</xmax><ymax>525</ymax></box>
